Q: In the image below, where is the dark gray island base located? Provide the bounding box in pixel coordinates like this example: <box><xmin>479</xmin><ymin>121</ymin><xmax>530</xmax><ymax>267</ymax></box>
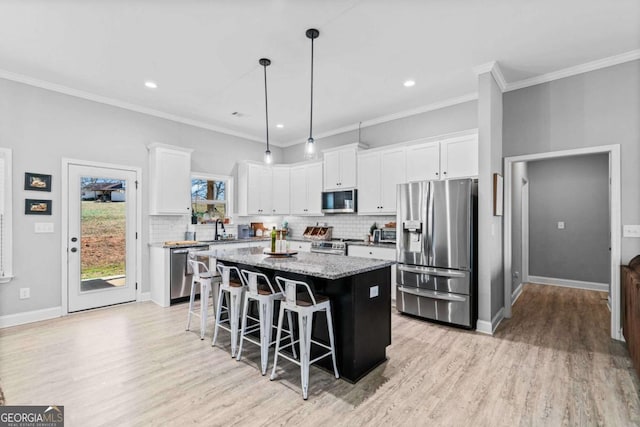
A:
<box><xmin>198</xmin><ymin>247</ymin><xmax>393</xmax><ymax>383</ymax></box>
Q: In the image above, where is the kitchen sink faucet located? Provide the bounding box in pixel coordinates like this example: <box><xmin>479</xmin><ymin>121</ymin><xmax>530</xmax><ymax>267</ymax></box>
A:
<box><xmin>214</xmin><ymin>218</ymin><xmax>226</xmax><ymax>241</ymax></box>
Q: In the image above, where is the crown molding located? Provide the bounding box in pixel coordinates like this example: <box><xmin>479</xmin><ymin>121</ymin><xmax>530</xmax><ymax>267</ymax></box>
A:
<box><xmin>473</xmin><ymin>61</ymin><xmax>507</xmax><ymax>92</ymax></box>
<box><xmin>280</xmin><ymin>92</ymin><xmax>479</xmax><ymax>147</ymax></box>
<box><xmin>505</xmin><ymin>49</ymin><xmax>640</xmax><ymax>92</ymax></box>
<box><xmin>0</xmin><ymin>68</ymin><xmax>269</xmax><ymax>145</ymax></box>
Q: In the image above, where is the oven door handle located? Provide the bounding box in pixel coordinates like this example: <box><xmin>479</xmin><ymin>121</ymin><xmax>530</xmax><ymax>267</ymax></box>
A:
<box><xmin>397</xmin><ymin>286</ymin><xmax>467</xmax><ymax>302</ymax></box>
<box><xmin>397</xmin><ymin>265</ymin><xmax>466</xmax><ymax>278</ymax></box>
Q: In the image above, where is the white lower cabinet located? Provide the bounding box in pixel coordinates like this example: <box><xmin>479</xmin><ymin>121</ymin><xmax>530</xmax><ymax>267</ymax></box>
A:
<box><xmin>289</xmin><ymin>240</ymin><xmax>311</xmax><ymax>252</ymax></box>
<box><xmin>347</xmin><ymin>245</ymin><xmax>397</xmax><ymax>301</ymax></box>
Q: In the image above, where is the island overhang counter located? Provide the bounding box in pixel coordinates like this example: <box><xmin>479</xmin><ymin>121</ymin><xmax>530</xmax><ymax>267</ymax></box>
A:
<box><xmin>195</xmin><ymin>246</ymin><xmax>393</xmax><ymax>383</ymax></box>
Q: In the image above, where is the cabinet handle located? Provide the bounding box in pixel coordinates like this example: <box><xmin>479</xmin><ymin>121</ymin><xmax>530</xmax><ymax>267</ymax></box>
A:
<box><xmin>435</xmin><ymin>172</ymin><xmax>439</xmax><ymax>176</ymax></box>
<box><xmin>443</xmin><ymin>171</ymin><xmax>447</xmax><ymax>175</ymax></box>
<box><xmin>369</xmin><ymin>251</ymin><xmax>373</xmax><ymax>255</ymax></box>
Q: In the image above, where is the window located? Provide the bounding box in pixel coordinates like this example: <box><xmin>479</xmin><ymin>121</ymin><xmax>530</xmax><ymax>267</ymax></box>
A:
<box><xmin>191</xmin><ymin>174</ymin><xmax>233</xmax><ymax>223</ymax></box>
<box><xmin>0</xmin><ymin>148</ymin><xmax>13</xmax><ymax>282</ymax></box>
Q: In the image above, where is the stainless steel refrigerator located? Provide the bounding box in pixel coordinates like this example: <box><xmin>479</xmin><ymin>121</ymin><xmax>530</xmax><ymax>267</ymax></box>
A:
<box><xmin>396</xmin><ymin>178</ymin><xmax>477</xmax><ymax>328</ymax></box>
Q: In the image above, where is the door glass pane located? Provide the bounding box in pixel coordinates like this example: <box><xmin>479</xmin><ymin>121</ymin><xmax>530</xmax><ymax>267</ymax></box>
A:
<box><xmin>80</xmin><ymin>176</ymin><xmax>127</xmax><ymax>292</ymax></box>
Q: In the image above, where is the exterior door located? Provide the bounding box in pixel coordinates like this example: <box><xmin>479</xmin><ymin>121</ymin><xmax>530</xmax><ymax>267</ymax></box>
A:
<box><xmin>67</xmin><ymin>163</ymin><xmax>138</xmax><ymax>312</ymax></box>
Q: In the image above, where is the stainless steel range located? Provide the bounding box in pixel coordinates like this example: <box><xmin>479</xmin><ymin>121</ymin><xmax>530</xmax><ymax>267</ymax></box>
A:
<box><xmin>310</xmin><ymin>239</ymin><xmax>362</xmax><ymax>255</ymax></box>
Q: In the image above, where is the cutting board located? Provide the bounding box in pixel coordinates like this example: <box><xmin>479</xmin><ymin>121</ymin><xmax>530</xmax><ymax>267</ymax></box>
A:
<box><xmin>164</xmin><ymin>240</ymin><xmax>199</xmax><ymax>246</ymax></box>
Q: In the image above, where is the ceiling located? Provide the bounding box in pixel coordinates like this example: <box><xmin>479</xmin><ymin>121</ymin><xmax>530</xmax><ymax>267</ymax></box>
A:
<box><xmin>0</xmin><ymin>0</ymin><xmax>638</xmax><ymax>147</ymax></box>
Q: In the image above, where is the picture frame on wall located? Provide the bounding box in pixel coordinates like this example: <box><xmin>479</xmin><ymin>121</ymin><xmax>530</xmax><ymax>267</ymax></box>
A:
<box><xmin>25</xmin><ymin>199</ymin><xmax>52</xmax><ymax>215</ymax></box>
<box><xmin>24</xmin><ymin>172</ymin><xmax>52</xmax><ymax>192</ymax></box>
<box><xmin>493</xmin><ymin>173</ymin><xmax>504</xmax><ymax>216</ymax></box>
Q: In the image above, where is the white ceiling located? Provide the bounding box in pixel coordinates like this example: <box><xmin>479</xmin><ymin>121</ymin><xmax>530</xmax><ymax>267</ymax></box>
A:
<box><xmin>0</xmin><ymin>0</ymin><xmax>638</xmax><ymax>147</ymax></box>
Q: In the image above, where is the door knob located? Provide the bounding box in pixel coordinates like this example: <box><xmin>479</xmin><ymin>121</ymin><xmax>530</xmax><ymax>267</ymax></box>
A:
<box><xmin>71</xmin><ymin>237</ymin><xmax>78</xmax><ymax>242</ymax></box>
<box><xmin>70</xmin><ymin>247</ymin><xmax>78</xmax><ymax>253</ymax></box>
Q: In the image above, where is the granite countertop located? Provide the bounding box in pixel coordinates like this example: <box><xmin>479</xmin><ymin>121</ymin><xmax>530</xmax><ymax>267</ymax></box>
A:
<box><xmin>150</xmin><ymin>237</ymin><xmax>309</xmax><ymax>248</ymax></box>
<box><xmin>194</xmin><ymin>246</ymin><xmax>394</xmax><ymax>280</ymax></box>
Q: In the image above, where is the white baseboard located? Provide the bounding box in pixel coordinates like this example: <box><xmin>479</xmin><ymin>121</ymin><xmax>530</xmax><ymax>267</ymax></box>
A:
<box><xmin>140</xmin><ymin>292</ymin><xmax>151</xmax><ymax>302</ymax></box>
<box><xmin>0</xmin><ymin>306</ymin><xmax>62</xmax><ymax>328</ymax></box>
<box><xmin>512</xmin><ymin>283</ymin><xmax>524</xmax><ymax>304</ymax></box>
<box><xmin>476</xmin><ymin>308</ymin><xmax>505</xmax><ymax>335</ymax></box>
<box><xmin>528</xmin><ymin>275</ymin><xmax>609</xmax><ymax>292</ymax></box>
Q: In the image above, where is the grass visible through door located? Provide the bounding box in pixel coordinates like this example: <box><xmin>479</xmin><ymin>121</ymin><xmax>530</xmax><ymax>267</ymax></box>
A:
<box><xmin>81</xmin><ymin>201</ymin><xmax>125</xmax><ymax>281</ymax></box>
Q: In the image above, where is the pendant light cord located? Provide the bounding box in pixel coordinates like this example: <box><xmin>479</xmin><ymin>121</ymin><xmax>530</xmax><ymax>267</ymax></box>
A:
<box><xmin>309</xmin><ymin>35</ymin><xmax>314</xmax><ymax>141</ymax></box>
<box><xmin>263</xmin><ymin>63</ymin><xmax>270</xmax><ymax>151</ymax></box>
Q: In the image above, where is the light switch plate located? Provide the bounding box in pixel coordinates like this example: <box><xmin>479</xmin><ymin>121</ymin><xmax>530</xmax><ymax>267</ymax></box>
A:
<box><xmin>557</xmin><ymin>221</ymin><xmax>565</xmax><ymax>230</ymax></box>
<box><xmin>369</xmin><ymin>285</ymin><xmax>379</xmax><ymax>298</ymax></box>
<box><xmin>623</xmin><ymin>225</ymin><xmax>640</xmax><ymax>238</ymax></box>
<box><xmin>35</xmin><ymin>222</ymin><xmax>54</xmax><ymax>233</ymax></box>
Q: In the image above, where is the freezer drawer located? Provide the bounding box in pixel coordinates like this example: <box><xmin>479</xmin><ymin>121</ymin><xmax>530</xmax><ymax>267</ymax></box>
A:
<box><xmin>397</xmin><ymin>264</ymin><xmax>470</xmax><ymax>294</ymax></box>
<box><xmin>396</xmin><ymin>285</ymin><xmax>473</xmax><ymax>328</ymax></box>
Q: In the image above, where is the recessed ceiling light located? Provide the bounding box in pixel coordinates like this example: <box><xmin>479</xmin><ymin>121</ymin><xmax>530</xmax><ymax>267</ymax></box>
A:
<box><xmin>403</xmin><ymin>80</ymin><xmax>416</xmax><ymax>87</ymax></box>
<box><xmin>144</xmin><ymin>81</ymin><xmax>158</xmax><ymax>89</ymax></box>
<box><xmin>276</xmin><ymin>124</ymin><xmax>284</xmax><ymax>128</ymax></box>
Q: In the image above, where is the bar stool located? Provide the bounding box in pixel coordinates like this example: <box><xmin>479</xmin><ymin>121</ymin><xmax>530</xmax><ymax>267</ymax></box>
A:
<box><xmin>236</xmin><ymin>270</ymin><xmax>297</xmax><ymax>375</ymax></box>
<box><xmin>212</xmin><ymin>263</ymin><xmax>246</xmax><ymax>357</ymax></box>
<box><xmin>185</xmin><ymin>259</ymin><xmax>220</xmax><ymax>339</ymax></box>
<box><xmin>270</xmin><ymin>276</ymin><xmax>339</xmax><ymax>400</ymax></box>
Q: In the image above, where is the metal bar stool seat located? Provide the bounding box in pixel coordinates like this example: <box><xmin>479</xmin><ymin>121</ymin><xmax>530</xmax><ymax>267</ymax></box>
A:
<box><xmin>236</xmin><ymin>270</ymin><xmax>297</xmax><ymax>375</ymax></box>
<box><xmin>270</xmin><ymin>276</ymin><xmax>339</xmax><ymax>400</ymax></box>
<box><xmin>185</xmin><ymin>259</ymin><xmax>220</xmax><ymax>339</ymax></box>
<box><xmin>212</xmin><ymin>263</ymin><xmax>246</xmax><ymax>357</ymax></box>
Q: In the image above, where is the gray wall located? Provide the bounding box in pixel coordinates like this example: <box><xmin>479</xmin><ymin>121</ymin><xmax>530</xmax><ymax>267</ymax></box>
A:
<box><xmin>0</xmin><ymin>78</ymin><xmax>280</xmax><ymax>317</ymax></box>
<box><xmin>282</xmin><ymin>100</ymin><xmax>478</xmax><ymax>161</ymax></box>
<box><xmin>503</xmin><ymin>59</ymin><xmax>640</xmax><ymax>264</ymax></box>
<box><xmin>528</xmin><ymin>154</ymin><xmax>610</xmax><ymax>283</ymax></box>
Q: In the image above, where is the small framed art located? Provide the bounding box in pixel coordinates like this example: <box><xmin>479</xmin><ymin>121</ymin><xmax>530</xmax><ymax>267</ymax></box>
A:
<box><xmin>25</xmin><ymin>199</ymin><xmax>52</xmax><ymax>215</ymax></box>
<box><xmin>24</xmin><ymin>172</ymin><xmax>52</xmax><ymax>192</ymax></box>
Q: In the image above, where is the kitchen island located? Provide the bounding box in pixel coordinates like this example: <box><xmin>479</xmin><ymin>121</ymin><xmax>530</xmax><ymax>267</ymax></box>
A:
<box><xmin>196</xmin><ymin>246</ymin><xmax>393</xmax><ymax>383</ymax></box>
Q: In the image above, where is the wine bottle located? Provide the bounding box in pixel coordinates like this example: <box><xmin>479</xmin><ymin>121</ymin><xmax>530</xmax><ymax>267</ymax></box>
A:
<box><xmin>271</xmin><ymin>226</ymin><xmax>277</xmax><ymax>253</ymax></box>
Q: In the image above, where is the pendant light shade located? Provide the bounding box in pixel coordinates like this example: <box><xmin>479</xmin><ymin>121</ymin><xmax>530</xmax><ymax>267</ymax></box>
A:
<box><xmin>260</xmin><ymin>58</ymin><xmax>273</xmax><ymax>164</ymax></box>
<box><xmin>304</xmin><ymin>28</ymin><xmax>320</xmax><ymax>160</ymax></box>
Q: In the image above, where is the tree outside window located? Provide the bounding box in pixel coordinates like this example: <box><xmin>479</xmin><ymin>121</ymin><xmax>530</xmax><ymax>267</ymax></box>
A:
<box><xmin>191</xmin><ymin>178</ymin><xmax>226</xmax><ymax>221</ymax></box>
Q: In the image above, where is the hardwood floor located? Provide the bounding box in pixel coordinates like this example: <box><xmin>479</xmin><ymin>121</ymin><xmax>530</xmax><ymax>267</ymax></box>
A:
<box><xmin>1</xmin><ymin>283</ymin><xmax>638</xmax><ymax>426</ymax></box>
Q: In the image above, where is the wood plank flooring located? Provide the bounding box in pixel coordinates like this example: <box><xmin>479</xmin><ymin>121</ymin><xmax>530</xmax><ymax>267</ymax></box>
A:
<box><xmin>1</xmin><ymin>283</ymin><xmax>638</xmax><ymax>426</ymax></box>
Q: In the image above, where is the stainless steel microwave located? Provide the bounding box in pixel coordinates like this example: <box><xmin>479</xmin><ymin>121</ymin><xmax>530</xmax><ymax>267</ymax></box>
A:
<box><xmin>321</xmin><ymin>189</ymin><xmax>357</xmax><ymax>213</ymax></box>
<box><xmin>373</xmin><ymin>228</ymin><xmax>396</xmax><ymax>243</ymax></box>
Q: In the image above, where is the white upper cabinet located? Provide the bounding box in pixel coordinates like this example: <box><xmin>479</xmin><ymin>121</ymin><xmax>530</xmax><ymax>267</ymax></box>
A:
<box><xmin>271</xmin><ymin>166</ymin><xmax>290</xmax><ymax>215</ymax></box>
<box><xmin>244</xmin><ymin>163</ymin><xmax>273</xmax><ymax>215</ymax></box>
<box><xmin>323</xmin><ymin>144</ymin><xmax>361</xmax><ymax>190</ymax></box>
<box><xmin>148</xmin><ymin>143</ymin><xmax>193</xmax><ymax>215</ymax></box>
<box><xmin>405</xmin><ymin>140</ymin><xmax>440</xmax><ymax>182</ymax></box>
<box><xmin>405</xmin><ymin>134</ymin><xmax>478</xmax><ymax>182</ymax></box>
<box><xmin>290</xmin><ymin>161</ymin><xmax>323</xmax><ymax>215</ymax></box>
<box><xmin>357</xmin><ymin>147</ymin><xmax>406</xmax><ymax>215</ymax></box>
<box><xmin>440</xmin><ymin>134</ymin><xmax>478</xmax><ymax>179</ymax></box>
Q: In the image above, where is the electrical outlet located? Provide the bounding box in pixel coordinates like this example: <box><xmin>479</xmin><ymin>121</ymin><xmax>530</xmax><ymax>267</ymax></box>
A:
<box><xmin>369</xmin><ymin>285</ymin><xmax>379</xmax><ymax>298</ymax></box>
<box><xmin>19</xmin><ymin>288</ymin><xmax>30</xmax><ymax>299</ymax></box>
<box><xmin>557</xmin><ymin>221</ymin><xmax>565</xmax><ymax>230</ymax></box>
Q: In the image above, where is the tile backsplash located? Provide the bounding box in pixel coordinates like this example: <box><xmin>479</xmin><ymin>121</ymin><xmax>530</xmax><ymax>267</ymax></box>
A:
<box><xmin>149</xmin><ymin>214</ymin><xmax>395</xmax><ymax>243</ymax></box>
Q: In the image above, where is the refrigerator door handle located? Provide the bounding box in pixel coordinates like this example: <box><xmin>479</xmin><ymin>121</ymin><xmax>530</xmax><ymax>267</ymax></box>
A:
<box><xmin>425</xmin><ymin>181</ymin><xmax>433</xmax><ymax>264</ymax></box>
<box><xmin>398</xmin><ymin>264</ymin><xmax>466</xmax><ymax>278</ymax></box>
<box><xmin>397</xmin><ymin>286</ymin><xmax>467</xmax><ymax>302</ymax></box>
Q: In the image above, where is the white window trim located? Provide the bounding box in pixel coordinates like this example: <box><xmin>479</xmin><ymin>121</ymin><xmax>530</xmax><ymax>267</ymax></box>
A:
<box><xmin>0</xmin><ymin>148</ymin><xmax>13</xmax><ymax>283</ymax></box>
<box><xmin>190</xmin><ymin>172</ymin><xmax>234</xmax><ymax>221</ymax></box>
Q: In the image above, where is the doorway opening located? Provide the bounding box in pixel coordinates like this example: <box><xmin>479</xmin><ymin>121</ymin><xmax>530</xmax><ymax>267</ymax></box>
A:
<box><xmin>503</xmin><ymin>145</ymin><xmax>621</xmax><ymax>340</ymax></box>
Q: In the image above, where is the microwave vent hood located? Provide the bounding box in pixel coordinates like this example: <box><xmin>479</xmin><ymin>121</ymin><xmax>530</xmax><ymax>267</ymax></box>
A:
<box><xmin>321</xmin><ymin>189</ymin><xmax>357</xmax><ymax>214</ymax></box>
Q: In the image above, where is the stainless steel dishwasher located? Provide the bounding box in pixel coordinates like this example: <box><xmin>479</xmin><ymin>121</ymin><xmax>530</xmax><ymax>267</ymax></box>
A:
<box><xmin>170</xmin><ymin>244</ymin><xmax>210</xmax><ymax>304</ymax></box>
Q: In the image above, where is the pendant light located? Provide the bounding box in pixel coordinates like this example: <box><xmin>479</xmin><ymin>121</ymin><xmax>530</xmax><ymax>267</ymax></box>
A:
<box><xmin>260</xmin><ymin>57</ymin><xmax>273</xmax><ymax>164</ymax></box>
<box><xmin>304</xmin><ymin>28</ymin><xmax>320</xmax><ymax>160</ymax></box>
